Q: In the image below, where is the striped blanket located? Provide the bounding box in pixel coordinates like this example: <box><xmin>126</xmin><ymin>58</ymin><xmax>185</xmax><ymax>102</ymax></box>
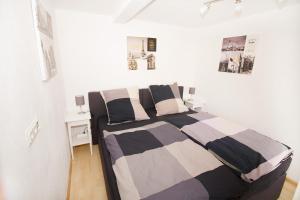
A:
<box><xmin>166</xmin><ymin>112</ymin><xmax>293</xmax><ymax>182</ymax></box>
<box><xmin>104</xmin><ymin>121</ymin><xmax>246</xmax><ymax>200</ymax></box>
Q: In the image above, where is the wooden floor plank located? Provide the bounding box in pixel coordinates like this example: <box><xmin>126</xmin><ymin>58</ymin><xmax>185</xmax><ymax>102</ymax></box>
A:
<box><xmin>69</xmin><ymin>144</ymin><xmax>296</xmax><ymax>200</ymax></box>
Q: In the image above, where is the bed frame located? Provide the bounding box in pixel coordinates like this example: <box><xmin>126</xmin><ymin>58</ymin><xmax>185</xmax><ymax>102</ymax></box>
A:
<box><xmin>88</xmin><ymin>87</ymin><xmax>291</xmax><ymax>200</ymax></box>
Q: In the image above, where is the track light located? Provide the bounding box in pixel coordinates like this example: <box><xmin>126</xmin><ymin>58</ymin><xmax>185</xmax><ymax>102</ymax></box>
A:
<box><xmin>234</xmin><ymin>0</ymin><xmax>242</xmax><ymax>14</ymax></box>
<box><xmin>200</xmin><ymin>0</ymin><xmax>245</xmax><ymax>17</ymax></box>
<box><xmin>200</xmin><ymin>0</ymin><xmax>284</xmax><ymax>17</ymax></box>
<box><xmin>200</xmin><ymin>0</ymin><xmax>222</xmax><ymax>17</ymax></box>
<box><xmin>200</xmin><ymin>4</ymin><xmax>210</xmax><ymax>17</ymax></box>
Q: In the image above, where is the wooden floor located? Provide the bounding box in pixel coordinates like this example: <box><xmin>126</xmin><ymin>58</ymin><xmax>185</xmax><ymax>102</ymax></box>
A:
<box><xmin>68</xmin><ymin>144</ymin><xmax>296</xmax><ymax>200</ymax></box>
<box><xmin>279</xmin><ymin>180</ymin><xmax>297</xmax><ymax>200</ymax></box>
<box><xmin>69</xmin><ymin>145</ymin><xmax>108</xmax><ymax>200</ymax></box>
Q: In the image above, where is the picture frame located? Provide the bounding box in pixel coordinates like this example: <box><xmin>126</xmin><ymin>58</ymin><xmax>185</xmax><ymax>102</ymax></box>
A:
<box><xmin>31</xmin><ymin>0</ymin><xmax>57</xmax><ymax>81</ymax></box>
<box><xmin>219</xmin><ymin>35</ymin><xmax>258</xmax><ymax>74</ymax></box>
<box><xmin>127</xmin><ymin>36</ymin><xmax>157</xmax><ymax>70</ymax></box>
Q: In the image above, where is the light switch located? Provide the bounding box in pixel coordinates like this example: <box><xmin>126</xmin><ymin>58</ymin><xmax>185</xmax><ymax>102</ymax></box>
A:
<box><xmin>25</xmin><ymin>118</ymin><xmax>40</xmax><ymax>147</ymax></box>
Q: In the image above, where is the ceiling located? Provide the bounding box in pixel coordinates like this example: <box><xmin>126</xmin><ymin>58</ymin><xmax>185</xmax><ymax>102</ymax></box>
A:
<box><xmin>51</xmin><ymin>0</ymin><xmax>300</xmax><ymax>27</ymax></box>
<box><xmin>50</xmin><ymin>0</ymin><xmax>126</xmax><ymax>15</ymax></box>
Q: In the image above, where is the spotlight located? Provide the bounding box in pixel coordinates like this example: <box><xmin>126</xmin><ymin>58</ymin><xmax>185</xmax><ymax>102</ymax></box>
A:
<box><xmin>200</xmin><ymin>4</ymin><xmax>210</xmax><ymax>17</ymax></box>
<box><xmin>234</xmin><ymin>0</ymin><xmax>242</xmax><ymax>14</ymax></box>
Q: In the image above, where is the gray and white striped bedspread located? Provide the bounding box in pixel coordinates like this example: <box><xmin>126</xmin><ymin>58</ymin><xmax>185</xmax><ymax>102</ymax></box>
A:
<box><xmin>166</xmin><ymin>112</ymin><xmax>293</xmax><ymax>182</ymax></box>
<box><xmin>104</xmin><ymin>121</ymin><xmax>247</xmax><ymax>200</ymax></box>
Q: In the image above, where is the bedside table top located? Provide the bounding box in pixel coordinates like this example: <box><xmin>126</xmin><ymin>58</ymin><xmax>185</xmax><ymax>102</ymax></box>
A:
<box><xmin>65</xmin><ymin>111</ymin><xmax>91</xmax><ymax>122</ymax></box>
<box><xmin>184</xmin><ymin>99</ymin><xmax>194</xmax><ymax>104</ymax></box>
<box><xmin>184</xmin><ymin>98</ymin><xmax>206</xmax><ymax>106</ymax></box>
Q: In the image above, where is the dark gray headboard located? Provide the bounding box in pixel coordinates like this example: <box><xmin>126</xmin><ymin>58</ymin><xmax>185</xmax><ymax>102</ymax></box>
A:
<box><xmin>88</xmin><ymin>86</ymin><xmax>184</xmax><ymax>144</ymax></box>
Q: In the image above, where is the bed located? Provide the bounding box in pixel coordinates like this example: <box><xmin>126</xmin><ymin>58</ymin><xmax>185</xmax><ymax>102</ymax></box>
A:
<box><xmin>88</xmin><ymin>87</ymin><xmax>292</xmax><ymax>200</ymax></box>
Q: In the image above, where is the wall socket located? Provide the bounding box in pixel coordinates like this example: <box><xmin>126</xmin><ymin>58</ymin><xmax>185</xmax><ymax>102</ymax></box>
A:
<box><xmin>25</xmin><ymin>118</ymin><xmax>40</xmax><ymax>147</ymax></box>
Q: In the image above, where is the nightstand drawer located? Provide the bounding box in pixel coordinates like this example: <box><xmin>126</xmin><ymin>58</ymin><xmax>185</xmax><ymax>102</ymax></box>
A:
<box><xmin>72</xmin><ymin>135</ymin><xmax>90</xmax><ymax>146</ymax></box>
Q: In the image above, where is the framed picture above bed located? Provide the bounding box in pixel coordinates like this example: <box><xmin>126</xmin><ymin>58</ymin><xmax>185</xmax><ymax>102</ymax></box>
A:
<box><xmin>127</xmin><ymin>36</ymin><xmax>157</xmax><ymax>70</ymax></box>
<box><xmin>218</xmin><ymin>35</ymin><xmax>258</xmax><ymax>74</ymax></box>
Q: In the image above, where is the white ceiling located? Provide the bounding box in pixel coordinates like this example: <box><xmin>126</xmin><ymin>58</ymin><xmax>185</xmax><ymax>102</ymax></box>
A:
<box><xmin>50</xmin><ymin>0</ymin><xmax>126</xmax><ymax>15</ymax></box>
<box><xmin>51</xmin><ymin>0</ymin><xmax>300</xmax><ymax>27</ymax></box>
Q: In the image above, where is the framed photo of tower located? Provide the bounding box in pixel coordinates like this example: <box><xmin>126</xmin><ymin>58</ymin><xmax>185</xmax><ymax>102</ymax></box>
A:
<box><xmin>127</xmin><ymin>36</ymin><xmax>157</xmax><ymax>70</ymax></box>
<box><xmin>219</xmin><ymin>35</ymin><xmax>258</xmax><ymax>74</ymax></box>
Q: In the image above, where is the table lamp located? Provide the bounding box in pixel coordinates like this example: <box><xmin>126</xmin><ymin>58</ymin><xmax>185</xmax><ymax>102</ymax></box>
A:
<box><xmin>75</xmin><ymin>95</ymin><xmax>86</xmax><ymax>114</ymax></box>
<box><xmin>189</xmin><ymin>87</ymin><xmax>196</xmax><ymax>101</ymax></box>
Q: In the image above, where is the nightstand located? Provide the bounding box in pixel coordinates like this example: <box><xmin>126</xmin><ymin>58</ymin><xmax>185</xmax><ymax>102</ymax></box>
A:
<box><xmin>184</xmin><ymin>99</ymin><xmax>206</xmax><ymax>112</ymax></box>
<box><xmin>65</xmin><ymin>111</ymin><xmax>93</xmax><ymax>159</ymax></box>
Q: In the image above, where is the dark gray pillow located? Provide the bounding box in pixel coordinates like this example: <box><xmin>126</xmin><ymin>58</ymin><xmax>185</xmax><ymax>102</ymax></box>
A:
<box><xmin>101</xmin><ymin>87</ymin><xmax>150</xmax><ymax>124</ymax></box>
<box><xmin>149</xmin><ymin>83</ymin><xmax>188</xmax><ymax>116</ymax></box>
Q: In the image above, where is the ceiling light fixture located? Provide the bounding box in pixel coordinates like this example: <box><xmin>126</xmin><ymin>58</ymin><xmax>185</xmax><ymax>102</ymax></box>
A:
<box><xmin>200</xmin><ymin>0</ymin><xmax>244</xmax><ymax>17</ymax></box>
<box><xmin>200</xmin><ymin>4</ymin><xmax>210</xmax><ymax>16</ymax></box>
<box><xmin>234</xmin><ymin>0</ymin><xmax>242</xmax><ymax>14</ymax></box>
<box><xmin>200</xmin><ymin>0</ymin><xmax>224</xmax><ymax>17</ymax></box>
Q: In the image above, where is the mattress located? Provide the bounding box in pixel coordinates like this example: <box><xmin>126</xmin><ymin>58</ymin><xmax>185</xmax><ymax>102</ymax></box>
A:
<box><xmin>97</xmin><ymin>110</ymin><xmax>292</xmax><ymax>200</ymax></box>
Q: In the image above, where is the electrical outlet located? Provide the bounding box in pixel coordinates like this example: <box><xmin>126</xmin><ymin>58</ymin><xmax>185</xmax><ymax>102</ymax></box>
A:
<box><xmin>25</xmin><ymin>118</ymin><xmax>40</xmax><ymax>147</ymax></box>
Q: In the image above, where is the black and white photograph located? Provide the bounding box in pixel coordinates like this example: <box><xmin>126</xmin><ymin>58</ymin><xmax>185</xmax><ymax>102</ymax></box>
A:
<box><xmin>36</xmin><ymin>2</ymin><xmax>53</xmax><ymax>38</ymax></box>
<box><xmin>32</xmin><ymin>0</ymin><xmax>57</xmax><ymax>80</ymax></box>
<box><xmin>40</xmin><ymin>35</ymin><xmax>56</xmax><ymax>77</ymax></box>
<box><xmin>219</xmin><ymin>35</ymin><xmax>257</xmax><ymax>74</ymax></box>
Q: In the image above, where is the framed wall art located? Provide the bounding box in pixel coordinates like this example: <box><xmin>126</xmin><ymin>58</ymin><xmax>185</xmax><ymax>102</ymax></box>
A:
<box><xmin>31</xmin><ymin>0</ymin><xmax>57</xmax><ymax>81</ymax></box>
<box><xmin>219</xmin><ymin>35</ymin><xmax>258</xmax><ymax>74</ymax></box>
<box><xmin>127</xmin><ymin>36</ymin><xmax>157</xmax><ymax>70</ymax></box>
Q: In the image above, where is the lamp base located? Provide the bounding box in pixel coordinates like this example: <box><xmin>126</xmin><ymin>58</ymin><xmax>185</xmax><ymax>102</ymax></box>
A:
<box><xmin>78</xmin><ymin>105</ymin><xmax>86</xmax><ymax>114</ymax></box>
<box><xmin>188</xmin><ymin>94</ymin><xmax>194</xmax><ymax>101</ymax></box>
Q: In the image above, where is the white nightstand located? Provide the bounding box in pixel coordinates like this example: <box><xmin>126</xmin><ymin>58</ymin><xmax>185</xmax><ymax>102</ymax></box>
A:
<box><xmin>184</xmin><ymin>99</ymin><xmax>206</xmax><ymax>112</ymax></box>
<box><xmin>65</xmin><ymin>111</ymin><xmax>93</xmax><ymax>159</ymax></box>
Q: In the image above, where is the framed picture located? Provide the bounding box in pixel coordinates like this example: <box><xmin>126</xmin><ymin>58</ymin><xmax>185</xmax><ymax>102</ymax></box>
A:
<box><xmin>219</xmin><ymin>35</ymin><xmax>258</xmax><ymax>74</ymax></box>
<box><xmin>127</xmin><ymin>36</ymin><xmax>157</xmax><ymax>70</ymax></box>
<box><xmin>36</xmin><ymin>3</ymin><xmax>53</xmax><ymax>39</ymax></box>
<box><xmin>147</xmin><ymin>38</ymin><xmax>157</xmax><ymax>52</ymax></box>
<box><xmin>31</xmin><ymin>0</ymin><xmax>57</xmax><ymax>81</ymax></box>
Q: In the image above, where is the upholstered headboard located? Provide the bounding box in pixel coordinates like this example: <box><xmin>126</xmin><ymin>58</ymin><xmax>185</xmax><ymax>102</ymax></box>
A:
<box><xmin>88</xmin><ymin>86</ymin><xmax>184</xmax><ymax>144</ymax></box>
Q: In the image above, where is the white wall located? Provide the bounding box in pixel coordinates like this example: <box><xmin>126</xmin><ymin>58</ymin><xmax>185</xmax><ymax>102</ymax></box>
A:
<box><xmin>54</xmin><ymin>10</ymin><xmax>200</xmax><ymax>112</ymax></box>
<box><xmin>0</xmin><ymin>0</ymin><xmax>70</xmax><ymax>199</ymax></box>
<box><xmin>195</xmin><ymin>5</ymin><xmax>300</xmax><ymax>181</ymax></box>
